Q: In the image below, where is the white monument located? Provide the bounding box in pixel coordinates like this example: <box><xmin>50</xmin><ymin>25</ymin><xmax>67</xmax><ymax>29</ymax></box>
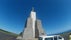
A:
<box><xmin>16</xmin><ymin>8</ymin><xmax>47</xmax><ymax>40</ymax></box>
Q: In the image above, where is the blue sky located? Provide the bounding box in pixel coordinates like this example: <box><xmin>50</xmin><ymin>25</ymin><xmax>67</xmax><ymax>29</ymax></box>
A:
<box><xmin>0</xmin><ymin>0</ymin><xmax>71</xmax><ymax>34</ymax></box>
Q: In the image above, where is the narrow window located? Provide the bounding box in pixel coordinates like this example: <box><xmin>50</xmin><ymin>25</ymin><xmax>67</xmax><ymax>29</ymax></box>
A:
<box><xmin>45</xmin><ymin>38</ymin><xmax>53</xmax><ymax>40</ymax></box>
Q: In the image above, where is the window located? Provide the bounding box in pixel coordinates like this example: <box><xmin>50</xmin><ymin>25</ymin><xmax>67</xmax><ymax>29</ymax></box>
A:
<box><xmin>58</xmin><ymin>36</ymin><xmax>62</xmax><ymax>39</ymax></box>
<box><xmin>39</xmin><ymin>37</ymin><xmax>42</xmax><ymax>40</ymax></box>
<box><xmin>45</xmin><ymin>38</ymin><xmax>53</xmax><ymax>40</ymax></box>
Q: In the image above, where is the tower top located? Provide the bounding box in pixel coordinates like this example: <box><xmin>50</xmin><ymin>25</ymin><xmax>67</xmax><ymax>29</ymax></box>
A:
<box><xmin>32</xmin><ymin>7</ymin><xmax>35</xmax><ymax>12</ymax></box>
<box><xmin>30</xmin><ymin>7</ymin><xmax>36</xmax><ymax>20</ymax></box>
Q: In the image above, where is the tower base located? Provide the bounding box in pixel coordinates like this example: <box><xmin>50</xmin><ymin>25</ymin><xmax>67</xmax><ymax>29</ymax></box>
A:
<box><xmin>17</xmin><ymin>36</ymin><xmax>38</xmax><ymax>40</ymax></box>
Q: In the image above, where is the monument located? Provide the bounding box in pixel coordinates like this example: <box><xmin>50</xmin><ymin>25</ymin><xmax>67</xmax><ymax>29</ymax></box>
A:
<box><xmin>16</xmin><ymin>8</ymin><xmax>47</xmax><ymax>40</ymax></box>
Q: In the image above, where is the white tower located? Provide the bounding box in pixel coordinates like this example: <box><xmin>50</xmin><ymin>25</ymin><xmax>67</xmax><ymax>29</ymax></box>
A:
<box><xmin>30</xmin><ymin>7</ymin><xmax>36</xmax><ymax>37</ymax></box>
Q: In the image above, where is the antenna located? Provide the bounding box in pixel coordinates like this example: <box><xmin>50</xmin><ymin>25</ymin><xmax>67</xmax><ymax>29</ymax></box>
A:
<box><xmin>32</xmin><ymin>7</ymin><xmax>34</xmax><ymax>12</ymax></box>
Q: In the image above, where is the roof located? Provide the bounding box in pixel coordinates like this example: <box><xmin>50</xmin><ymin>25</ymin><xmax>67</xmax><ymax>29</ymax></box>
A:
<box><xmin>39</xmin><ymin>35</ymin><xmax>60</xmax><ymax>38</ymax></box>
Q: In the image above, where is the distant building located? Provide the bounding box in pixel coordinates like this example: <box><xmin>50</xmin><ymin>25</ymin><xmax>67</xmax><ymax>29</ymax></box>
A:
<box><xmin>60</xmin><ymin>32</ymin><xmax>71</xmax><ymax>40</ymax></box>
<box><xmin>16</xmin><ymin>8</ymin><xmax>47</xmax><ymax>40</ymax></box>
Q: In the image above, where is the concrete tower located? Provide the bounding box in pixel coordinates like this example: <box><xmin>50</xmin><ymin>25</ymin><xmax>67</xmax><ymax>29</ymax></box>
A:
<box><xmin>16</xmin><ymin>8</ymin><xmax>47</xmax><ymax>40</ymax></box>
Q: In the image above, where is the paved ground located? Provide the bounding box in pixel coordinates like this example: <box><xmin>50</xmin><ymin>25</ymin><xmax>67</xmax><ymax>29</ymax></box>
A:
<box><xmin>0</xmin><ymin>31</ymin><xmax>17</xmax><ymax>40</ymax></box>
